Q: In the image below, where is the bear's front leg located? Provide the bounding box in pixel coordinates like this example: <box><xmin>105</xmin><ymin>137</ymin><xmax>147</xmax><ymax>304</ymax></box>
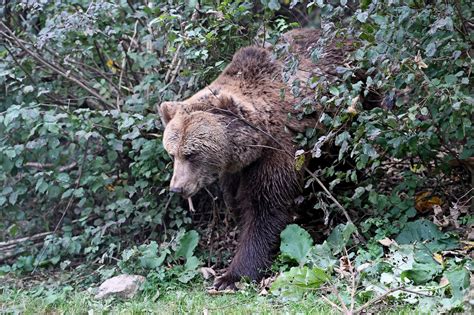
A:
<box><xmin>213</xmin><ymin>207</ymin><xmax>291</xmax><ymax>290</ymax></box>
<box><xmin>213</xmin><ymin>155</ymin><xmax>298</xmax><ymax>290</ymax></box>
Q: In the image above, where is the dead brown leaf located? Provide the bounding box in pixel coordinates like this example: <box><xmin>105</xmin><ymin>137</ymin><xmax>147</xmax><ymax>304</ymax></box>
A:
<box><xmin>415</xmin><ymin>191</ymin><xmax>443</xmax><ymax>213</ymax></box>
<box><xmin>200</xmin><ymin>267</ymin><xmax>216</xmax><ymax>280</ymax></box>
<box><xmin>378</xmin><ymin>237</ymin><xmax>396</xmax><ymax>247</ymax></box>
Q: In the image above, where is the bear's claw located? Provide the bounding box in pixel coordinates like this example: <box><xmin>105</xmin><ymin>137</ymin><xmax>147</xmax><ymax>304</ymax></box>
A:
<box><xmin>213</xmin><ymin>273</ymin><xmax>238</xmax><ymax>291</ymax></box>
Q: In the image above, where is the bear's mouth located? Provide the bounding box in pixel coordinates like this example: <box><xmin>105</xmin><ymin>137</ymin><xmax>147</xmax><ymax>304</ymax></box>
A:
<box><xmin>181</xmin><ymin>183</ymin><xmax>203</xmax><ymax>199</ymax></box>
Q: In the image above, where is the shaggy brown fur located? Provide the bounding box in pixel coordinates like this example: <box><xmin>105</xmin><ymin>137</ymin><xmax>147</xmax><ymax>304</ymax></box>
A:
<box><xmin>159</xmin><ymin>29</ymin><xmax>354</xmax><ymax>290</ymax></box>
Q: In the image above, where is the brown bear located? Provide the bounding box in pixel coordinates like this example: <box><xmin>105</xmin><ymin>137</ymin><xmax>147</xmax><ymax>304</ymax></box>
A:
<box><xmin>158</xmin><ymin>29</ymin><xmax>354</xmax><ymax>290</ymax></box>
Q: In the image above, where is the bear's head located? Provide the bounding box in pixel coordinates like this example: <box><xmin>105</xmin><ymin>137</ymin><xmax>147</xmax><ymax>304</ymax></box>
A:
<box><xmin>158</xmin><ymin>101</ymin><xmax>231</xmax><ymax>198</ymax></box>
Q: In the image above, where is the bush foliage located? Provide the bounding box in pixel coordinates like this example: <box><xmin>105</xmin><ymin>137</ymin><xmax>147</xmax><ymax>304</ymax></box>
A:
<box><xmin>0</xmin><ymin>0</ymin><xmax>472</xmax><ymax>312</ymax></box>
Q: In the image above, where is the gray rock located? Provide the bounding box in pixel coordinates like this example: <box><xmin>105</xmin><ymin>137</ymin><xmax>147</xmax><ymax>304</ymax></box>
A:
<box><xmin>95</xmin><ymin>274</ymin><xmax>145</xmax><ymax>299</ymax></box>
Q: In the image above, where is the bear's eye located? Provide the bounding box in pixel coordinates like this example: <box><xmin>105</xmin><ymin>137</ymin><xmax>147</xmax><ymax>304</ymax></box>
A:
<box><xmin>183</xmin><ymin>152</ymin><xmax>196</xmax><ymax>160</ymax></box>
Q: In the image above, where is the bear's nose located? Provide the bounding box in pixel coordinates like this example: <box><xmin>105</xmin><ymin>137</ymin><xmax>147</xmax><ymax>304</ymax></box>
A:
<box><xmin>170</xmin><ymin>186</ymin><xmax>183</xmax><ymax>194</ymax></box>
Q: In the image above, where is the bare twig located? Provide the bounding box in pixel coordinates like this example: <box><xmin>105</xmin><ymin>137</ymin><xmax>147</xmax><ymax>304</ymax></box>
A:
<box><xmin>354</xmin><ymin>287</ymin><xmax>429</xmax><ymax>314</ymax></box>
<box><xmin>24</xmin><ymin>161</ymin><xmax>78</xmax><ymax>172</ymax></box>
<box><xmin>321</xmin><ymin>295</ymin><xmax>344</xmax><ymax>312</ymax></box>
<box><xmin>117</xmin><ymin>20</ymin><xmax>139</xmax><ymax>110</ymax></box>
<box><xmin>165</xmin><ymin>43</ymin><xmax>182</xmax><ymax>83</ymax></box>
<box><xmin>345</xmin><ymin>248</ymin><xmax>357</xmax><ymax>314</ymax></box>
<box><xmin>0</xmin><ymin>232</ymin><xmax>52</xmax><ymax>248</ymax></box>
<box><xmin>188</xmin><ymin>197</ymin><xmax>196</xmax><ymax>212</ymax></box>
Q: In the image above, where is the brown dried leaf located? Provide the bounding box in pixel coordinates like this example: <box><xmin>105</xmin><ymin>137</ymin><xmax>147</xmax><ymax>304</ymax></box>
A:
<box><xmin>378</xmin><ymin>237</ymin><xmax>396</xmax><ymax>247</ymax></box>
<box><xmin>415</xmin><ymin>192</ymin><xmax>443</xmax><ymax>213</ymax></box>
<box><xmin>414</xmin><ymin>51</ymin><xmax>428</xmax><ymax>69</ymax></box>
<box><xmin>200</xmin><ymin>267</ymin><xmax>216</xmax><ymax>280</ymax></box>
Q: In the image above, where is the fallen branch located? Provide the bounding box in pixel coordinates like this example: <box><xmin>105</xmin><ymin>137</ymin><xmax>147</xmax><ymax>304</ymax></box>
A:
<box><xmin>0</xmin><ymin>232</ymin><xmax>52</xmax><ymax>263</ymax></box>
<box><xmin>24</xmin><ymin>161</ymin><xmax>78</xmax><ymax>172</ymax></box>
<box><xmin>117</xmin><ymin>20</ymin><xmax>139</xmax><ymax>110</ymax></box>
<box><xmin>0</xmin><ymin>231</ymin><xmax>52</xmax><ymax>248</ymax></box>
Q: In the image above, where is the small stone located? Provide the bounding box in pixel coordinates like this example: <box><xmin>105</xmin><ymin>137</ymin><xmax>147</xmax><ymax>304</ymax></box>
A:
<box><xmin>95</xmin><ymin>274</ymin><xmax>145</xmax><ymax>299</ymax></box>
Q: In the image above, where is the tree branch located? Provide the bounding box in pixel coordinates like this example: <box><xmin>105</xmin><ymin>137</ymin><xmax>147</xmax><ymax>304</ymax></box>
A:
<box><xmin>0</xmin><ymin>22</ymin><xmax>114</xmax><ymax>109</ymax></box>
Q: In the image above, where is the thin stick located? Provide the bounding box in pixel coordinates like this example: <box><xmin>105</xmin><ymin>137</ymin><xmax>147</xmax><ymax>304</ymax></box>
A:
<box><xmin>305</xmin><ymin>166</ymin><xmax>365</xmax><ymax>243</ymax></box>
<box><xmin>0</xmin><ymin>232</ymin><xmax>52</xmax><ymax>248</ymax></box>
<box><xmin>354</xmin><ymin>287</ymin><xmax>429</xmax><ymax>314</ymax></box>
<box><xmin>321</xmin><ymin>295</ymin><xmax>344</xmax><ymax>313</ymax></box>
<box><xmin>117</xmin><ymin>20</ymin><xmax>139</xmax><ymax>110</ymax></box>
<box><xmin>188</xmin><ymin>197</ymin><xmax>196</xmax><ymax>212</ymax></box>
<box><xmin>345</xmin><ymin>248</ymin><xmax>356</xmax><ymax>314</ymax></box>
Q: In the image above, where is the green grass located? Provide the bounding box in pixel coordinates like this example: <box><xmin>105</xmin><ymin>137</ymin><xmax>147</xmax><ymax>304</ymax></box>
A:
<box><xmin>0</xmin><ymin>274</ymin><xmax>423</xmax><ymax>315</ymax></box>
<box><xmin>1</xmin><ymin>284</ymin><xmax>334</xmax><ymax>315</ymax></box>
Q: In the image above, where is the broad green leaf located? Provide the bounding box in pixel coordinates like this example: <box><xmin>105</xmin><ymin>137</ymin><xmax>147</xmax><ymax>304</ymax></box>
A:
<box><xmin>396</xmin><ymin>220</ymin><xmax>444</xmax><ymax>244</ymax></box>
<box><xmin>280</xmin><ymin>224</ymin><xmax>313</xmax><ymax>264</ymax></box>
<box><xmin>307</xmin><ymin>242</ymin><xmax>337</xmax><ymax>270</ymax></box>
<box><xmin>326</xmin><ymin>223</ymin><xmax>356</xmax><ymax>254</ymax></box>
<box><xmin>444</xmin><ymin>267</ymin><xmax>470</xmax><ymax>302</ymax></box>
<box><xmin>271</xmin><ymin>266</ymin><xmax>329</xmax><ymax>301</ymax></box>
<box><xmin>175</xmin><ymin>230</ymin><xmax>199</xmax><ymax>259</ymax></box>
<box><xmin>139</xmin><ymin>241</ymin><xmax>167</xmax><ymax>269</ymax></box>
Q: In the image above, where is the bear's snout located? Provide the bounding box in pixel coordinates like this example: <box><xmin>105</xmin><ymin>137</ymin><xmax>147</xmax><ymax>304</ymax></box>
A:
<box><xmin>169</xmin><ymin>158</ymin><xmax>200</xmax><ymax>198</ymax></box>
<box><xmin>169</xmin><ymin>186</ymin><xmax>183</xmax><ymax>194</ymax></box>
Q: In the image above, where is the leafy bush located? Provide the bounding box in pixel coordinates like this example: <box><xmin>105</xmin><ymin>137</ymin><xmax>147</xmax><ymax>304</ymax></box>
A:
<box><xmin>0</xmin><ymin>0</ymin><xmax>262</xmax><ymax>272</ymax></box>
<box><xmin>273</xmin><ymin>222</ymin><xmax>470</xmax><ymax>312</ymax></box>
<box><xmin>270</xmin><ymin>1</ymin><xmax>472</xmax><ymax>312</ymax></box>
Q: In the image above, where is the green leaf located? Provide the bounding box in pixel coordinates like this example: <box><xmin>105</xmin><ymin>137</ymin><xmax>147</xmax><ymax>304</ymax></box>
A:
<box><xmin>326</xmin><ymin>223</ymin><xmax>356</xmax><ymax>254</ymax></box>
<box><xmin>280</xmin><ymin>224</ymin><xmax>313</xmax><ymax>264</ymax></box>
<box><xmin>329</xmin><ymin>86</ymin><xmax>339</xmax><ymax>96</ymax></box>
<box><xmin>139</xmin><ymin>241</ymin><xmax>167</xmax><ymax>269</ymax></box>
<box><xmin>271</xmin><ymin>266</ymin><xmax>329</xmax><ymax>301</ymax></box>
<box><xmin>445</xmin><ymin>266</ymin><xmax>470</xmax><ymax>302</ymax></box>
<box><xmin>8</xmin><ymin>191</ymin><xmax>18</xmax><ymax>205</ymax></box>
<box><xmin>175</xmin><ymin>230</ymin><xmax>199</xmax><ymax>259</ymax></box>
<box><xmin>267</xmin><ymin>0</ymin><xmax>281</xmax><ymax>11</ymax></box>
<box><xmin>425</xmin><ymin>42</ymin><xmax>437</xmax><ymax>57</ymax></box>
<box><xmin>395</xmin><ymin>219</ymin><xmax>444</xmax><ymax>244</ymax></box>
<box><xmin>307</xmin><ymin>242</ymin><xmax>337</xmax><ymax>271</ymax></box>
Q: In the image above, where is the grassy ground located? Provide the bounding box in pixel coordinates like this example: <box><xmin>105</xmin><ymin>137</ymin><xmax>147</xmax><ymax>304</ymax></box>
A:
<box><xmin>0</xmin><ymin>283</ymin><xmax>332</xmax><ymax>315</ymax></box>
<box><xmin>0</xmin><ymin>274</ymin><xmax>423</xmax><ymax>315</ymax></box>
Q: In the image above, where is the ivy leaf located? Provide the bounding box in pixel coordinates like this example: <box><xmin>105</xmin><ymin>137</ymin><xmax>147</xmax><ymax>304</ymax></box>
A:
<box><xmin>280</xmin><ymin>224</ymin><xmax>313</xmax><ymax>265</ymax></box>
<box><xmin>425</xmin><ymin>42</ymin><xmax>437</xmax><ymax>57</ymax></box>
<box><xmin>268</xmin><ymin>0</ymin><xmax>281</xmax><ymax>10</ymax></box>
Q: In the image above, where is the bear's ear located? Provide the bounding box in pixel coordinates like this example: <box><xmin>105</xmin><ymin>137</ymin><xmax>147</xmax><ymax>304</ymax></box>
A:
<box><xmin>157</xmin><ymin>101</ymin><xmax>181</xmax><ymax>127</ymax></box>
